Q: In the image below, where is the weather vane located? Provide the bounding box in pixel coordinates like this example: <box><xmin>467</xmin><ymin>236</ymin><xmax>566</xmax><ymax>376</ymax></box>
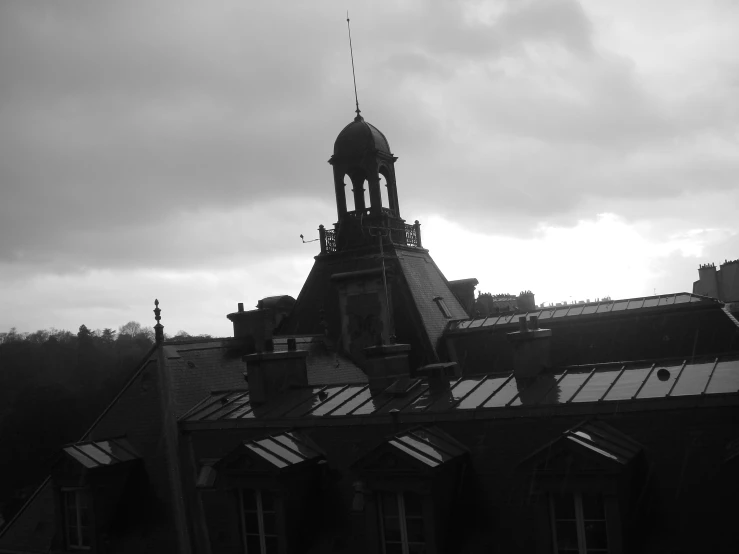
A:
<box><xmin>346</xmin><ymin>12</ymin><xmax>361</xmax><ymax>118</ymax></box>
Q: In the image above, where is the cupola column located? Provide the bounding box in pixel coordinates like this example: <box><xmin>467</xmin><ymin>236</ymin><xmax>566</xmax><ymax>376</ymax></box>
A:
<box><xmin>351</xmin><ymin>175</ymin><xmax>366</xmax><ymax>213</ymax></box>
<box><xmin>387</xmin><ymin>165</ymin><xmax>400</xmax><ymax>218</ymax></box>
<box><xmin>333</xmin><ymin>166</ymin><xmax>348</xmax><ymax>218</ymax></box>
<box><xmin>368</xmin><ymin>174</ymin><xmax>382</xmax><ymax>215</ymax></box>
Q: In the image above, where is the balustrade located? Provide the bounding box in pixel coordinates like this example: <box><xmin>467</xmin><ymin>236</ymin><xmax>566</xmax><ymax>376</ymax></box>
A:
<box><xmin>318</xmin><ymin>220</ymin><xmax>421</xmax><ymax>254</ymax></box>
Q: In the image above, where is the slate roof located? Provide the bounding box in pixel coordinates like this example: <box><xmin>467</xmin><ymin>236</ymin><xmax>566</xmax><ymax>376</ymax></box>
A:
<box><xmin>447</xmin><ymin>293</ymin><xmax>723</xmax><ymax>334</ymax></box>
<box><xmin>396</xmin><ymin>249</ymin><xmax>469</xmax><ymax>353</ymax></box>
<box><xmin>272</xmin><ymin>336</ymin><xmax>368</xmax><ymax>385</ymax></box>
<box><xmin>181</xmin><ymin>354</ymin><xmax>739</xmax><ymax>429</ymax></box>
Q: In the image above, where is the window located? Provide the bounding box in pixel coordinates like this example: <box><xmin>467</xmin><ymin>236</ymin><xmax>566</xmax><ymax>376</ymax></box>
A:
<box><xmin>238</xmin><ymin>489</ymin><xmax>278</xmax><ymax>554</ymax></box>
<box><xmin>377</xmin><ymin>491</ymin><xmax>426</xmax><ymax>554</ymax></box>
<box><xmin>549</xmin><ymin>492</ymin><xmax>608</xmax><ymax>554</ymax></box>
<box><xmin>433</xmin><ymin>296</ymin><xmax>452</xmax><ymax>318</ymax></box>
<box><xmin>62</xmin><ymin>488</ymin><xmax>91</xmax><ymax>550</ymax></box>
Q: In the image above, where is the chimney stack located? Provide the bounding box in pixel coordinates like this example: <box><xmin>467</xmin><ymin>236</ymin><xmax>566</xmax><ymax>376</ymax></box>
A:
<box><xmin>243</xmin><ymin>349</ymin><xmax>309</xmax><ymax>404</ymax></box>
<box><xmin>227</xmin><ymin>303</ymin><xmax>274</xmax><ymax>354</ymax></box>
<box><xmin>363</xmin><ymin>343</ymin><xmax>411</xmax><ymax>394</ymax></box>
<box><xmin>507</xmin><ymin>316</ymin><xmax>552</xmax><ymax>378</ymax></box>
<box><xmin>413</xmin><ymin>362</ymin><xmax>458</xmax><ymax>393</ymax></box>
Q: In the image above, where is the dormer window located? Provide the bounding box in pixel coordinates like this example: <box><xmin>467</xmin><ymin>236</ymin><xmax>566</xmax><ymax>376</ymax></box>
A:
<box><xmin>238</xmin><ymin>489</ymin><xmax>278</xmax><ymax>554</ymax></box>
<box><xmin>201</xmin><ymin>430</ymin><xmax>325</xmax><ymax>554</ymax></box>
<box><xmin>62</xmin><ymin>488</ymin><xmax>91</xmax><ymax>550</ymax></box>
<box><xmin>519</xmin><ymin>420</ymin><xmax>646</xmax><ymax>554</ymax></box>
<box><xmin>377</xmin><ymin>490</ymin><xmax>427</xmax><ymax>554</ymax></box>
<box><xmin>433</xmin><ymin>296</ymin><xmax>452</xmax><ymax>318</ymax></box>
<box><xmin>550</xmin><ymin>492</ymin><xmax>608</xmax><ymax>553</ymax></box>
<box><xmin>352</xmin><ymin>425</ymin><xmax>468</xmax><ymax>554</ymax></box>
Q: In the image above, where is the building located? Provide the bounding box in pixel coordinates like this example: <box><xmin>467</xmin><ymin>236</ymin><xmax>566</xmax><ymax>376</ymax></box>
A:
<box><xmin>1</xmin><ymin>111</ymin><xmax>739</xmax><ymax>554</ymax></box>
<box><xmin>694</xmin><ymin>260</ymin><xmax>739</xmax><ymax>315</ymax></box>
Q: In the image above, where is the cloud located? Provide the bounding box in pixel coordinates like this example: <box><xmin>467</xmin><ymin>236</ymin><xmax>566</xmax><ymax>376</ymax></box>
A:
<box><xmin>1</xmin><ymin>0</ymin><xmax>738</xmax><ymax>332</ymax></box>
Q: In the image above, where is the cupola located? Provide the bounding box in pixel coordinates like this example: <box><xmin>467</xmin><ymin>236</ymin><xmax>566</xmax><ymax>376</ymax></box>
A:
<box><xmin>329</xmin><ymin>114</ymin><xmax>401</xmax><ymax>221</ymax></box>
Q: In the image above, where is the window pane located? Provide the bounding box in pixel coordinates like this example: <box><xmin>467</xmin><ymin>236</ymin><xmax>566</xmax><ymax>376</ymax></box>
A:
<box><xmin>262</xmin><ymin>512</ymin><xmax>277</xmax><ymax>535</ymax></box>
<box><xmin>242</xmin><ymin>489</ymin><xmax>257</xmax><ymax>511</ymax></box>
<box><xmin>245</xmin><ymin>534</ymin><xmax>261</xmax><ymax>554</ymax></box>
<box><xmin>581</xmin><ymin>493</ymin><xmax>605</xmax><ymax>519</ymax></box>
<box><xmin>265</xmin><ymin>536</ymin><xmax>279</xmax><ymax>554</ymax></box>
<box><xmin>80</xmin><ymin>526</ymin><xmax>91</xmax><ymax>547</ymax></box>
<box><xmin>584</xmin><ymin>521</ymin><xmax>608</xmax><ymax>549</ymax></box>
<box><xmin>382</xmin><ymin>516</ymin><xmax>402</xmax><ymax>542</ymax></box>
<box><xmin>67</xmin><ymin>525</ymin><xmax>79</xmax><ymax>547</ymax></box>
<box><xmin>551</xmin><ymin>493</ymin><xmax>575</xmax><ymax>520</ymax></box>
<box><xmin>260</xmin><ymin>490</ymin><xmax>275</xmax><ymax>512</ymax></box>
<box><xmin>403</xmin><ymin>492</ymin><xmax>423</xmax><ymax>516</ymax></box>
<box><xmin>405</xmin><ymin>517</ymin><xmax>425</xmax><ymax>543</ymax></box>
<box><xmin>555</xmin><ymin>521</ymin><xmax>579</xmax><ymax>550</ymax></box>
<box><xmin>381</xmin><ymin>492</ymin><xmax>399</xmax><ymax>516</ymax></box>
<box><xmin>243</xmin><ymin>512</ymin><xmax>259</xmax><ymax>534</ymax></box>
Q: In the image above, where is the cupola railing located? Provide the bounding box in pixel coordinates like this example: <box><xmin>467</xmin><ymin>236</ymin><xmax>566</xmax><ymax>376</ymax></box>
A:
<box><xmin>318</xmin><ymin>220</ymin><xmax>422</xmax><ymax>254</ymax></box>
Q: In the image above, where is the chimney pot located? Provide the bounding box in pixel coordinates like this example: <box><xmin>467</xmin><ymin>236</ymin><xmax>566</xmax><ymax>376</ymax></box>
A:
<box><xmin>518</xmin><ymin>316</ymin><xmax>527</xmax><ymax>332</ymax></box>
<box><xmin>287</xmin><ymin>338</ymin><xmax>297</xmax><ymax>351</ymax></box>
<box><xmin>238</xmin><ymin>302</ymin><xmax>244</xmax><ymax>312</ymax></box>
<box><xmin>529</xmin><ymin>315</ymin><xmax>539</xmax><ymax>330</ymax></box>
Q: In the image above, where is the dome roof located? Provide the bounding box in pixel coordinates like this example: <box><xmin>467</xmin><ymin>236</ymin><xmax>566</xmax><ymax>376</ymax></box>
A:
<box><xmin>333</xmin><ymin>115</ymin><xmax>392</xmax><ymax>159</ymax></box>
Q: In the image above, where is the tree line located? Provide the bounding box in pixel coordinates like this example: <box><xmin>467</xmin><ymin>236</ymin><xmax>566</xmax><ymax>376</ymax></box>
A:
<box><xmin>0</xmin><ymin>321</ymin><xmax>209</xmax><ymax>527</ymax></box>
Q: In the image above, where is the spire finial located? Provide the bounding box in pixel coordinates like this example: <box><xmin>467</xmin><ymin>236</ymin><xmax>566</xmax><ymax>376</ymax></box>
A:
<box><xmin>153</xmin><ymin>299</ymin><xmax>164</xmax><ymax>343</ymax></box>
<box><xmin>346</xmin><ymin>12</ymin><xmax>361</xmax><ymax>120</ymax></box>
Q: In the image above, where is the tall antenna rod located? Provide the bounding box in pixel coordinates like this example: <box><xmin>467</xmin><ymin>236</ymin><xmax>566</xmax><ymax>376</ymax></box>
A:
<box><xmin>346</xmin><ymin>12</ymin><xmax>361</xmax><ymax>118</ymax></box>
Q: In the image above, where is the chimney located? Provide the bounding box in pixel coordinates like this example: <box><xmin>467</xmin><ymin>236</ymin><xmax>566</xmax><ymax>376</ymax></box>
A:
<box><xmin>227</xmin><ymin>304</ymin><xmax>273</xmax><ymax>354</ymax></box>
<box><xmin>363</xmin><ymin>343</ymin><xmax>411</xmax><ymax>394</ymax></box>
<box><xmin>243</xmin><ymin>349</ymin><xmax>309</xmax><ymax>404</ymax></box>
<box><xmin>507</xmin><ymin>316</ymin><xmax>552</xmax><ymax>378</ymax></box>
<box><xmin>413</xmin><ymin>362</ymin><xmax>458</xmax><ymax>393</ymax></box>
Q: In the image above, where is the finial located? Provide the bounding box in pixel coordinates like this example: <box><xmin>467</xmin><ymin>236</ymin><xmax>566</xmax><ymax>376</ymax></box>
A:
<box><xmin>153</xmin><ymin>299</ymin><xmax>164</xmax><ymax>343</ymax></box>
<box><xmin>346</xmin><ymin>12</ymin><xmax>361</xmax><ymax>120</ymax></box>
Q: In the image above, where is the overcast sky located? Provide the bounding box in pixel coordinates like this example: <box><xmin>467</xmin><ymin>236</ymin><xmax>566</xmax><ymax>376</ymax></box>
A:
<box><xmin>1</xmin><ymin>0</ymin><xmax>738</xmax><ymax>337</ymax></box>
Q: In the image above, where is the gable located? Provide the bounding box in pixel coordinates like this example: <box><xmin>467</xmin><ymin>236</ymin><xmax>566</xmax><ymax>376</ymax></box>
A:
<box><xmin>354</xmin><ymin>426</ymin><xmax>468</xmax><ymax>475</ymax></box>
<box><xmin>521</xmin><ymin>420</ymin><xmax>642</xmax><ymax>474</ymax></box>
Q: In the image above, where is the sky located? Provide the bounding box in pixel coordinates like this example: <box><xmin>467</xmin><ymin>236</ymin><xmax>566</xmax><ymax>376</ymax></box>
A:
<box><xmin>1</xmin><ymin>0</ymin><xmax>738</xmax><ymax>337</ymax></box>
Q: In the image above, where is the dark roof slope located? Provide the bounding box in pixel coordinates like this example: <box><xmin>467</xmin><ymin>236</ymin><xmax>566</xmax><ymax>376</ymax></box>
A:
<box><xmin>396</xmin><ymin>249</ymin><xmax>469</xmax><ymax>354</ymax></box>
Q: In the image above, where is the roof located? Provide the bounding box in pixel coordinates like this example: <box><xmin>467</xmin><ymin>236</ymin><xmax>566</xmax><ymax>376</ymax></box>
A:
<box><xmin>0</xmin><ymin>478</ymin><xmax>55</xmax><ymax>554</ymax></box>
<box><xmin>62</xmin><ymin>437</ymin><xmax>139</xmax><ymax>469</ymax></box>
<box><xmin>333</xmin><ymin>115</ymin><xmax>392</xmax><ymax>159</ymax></box>
<box><xmin>272</xmin><ymin>336</ymin><xmax>368</xmax><ymax>385</ymax></box>
<box><xmin>231</xmin><ymin>430</ymin><xmax>324</xmax><ymax>470</ymax></box>
<box><xmin>385</xmin><ymin>426</ymin><xmax>468</xmax><ymax>469</ymax></box>
<box><xmin>560</xmin><ymin>420</ymin><xmax>642</xmax><ymax>465</ymax></box>
<box><xmin>396</xmin><ymin>249</ymin><xmax>469</xmax><ymax>354</ymax></box>
<box><xmin>521</xmin><ymin>420</ymin><xmax>643</xmax><ymax>469</ymax></box>
<box><xmin>447</xmin><ymin>293</ymin><xmax>722</xmax><ymax>334</ymax></box>
<box><xmin>180</xmin><ymin>354</ymin><xmax>739</xmax><ymax>429</ymax></box>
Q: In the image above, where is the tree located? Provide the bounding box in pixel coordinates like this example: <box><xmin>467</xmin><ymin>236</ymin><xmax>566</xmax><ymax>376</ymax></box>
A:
<box><xmin>118</xmin><ymin>321</ymin><xmax>143</xmax><ymax>338</ymax></box>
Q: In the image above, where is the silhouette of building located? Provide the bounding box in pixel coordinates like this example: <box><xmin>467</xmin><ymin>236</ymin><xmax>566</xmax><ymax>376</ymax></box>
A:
<box><xmin>2</xmin><ymin>112</ymin><xmax>739</xmax><ymax>554</ymax></box>
<box><xmin>694</xmin><ymin>260</ymin><xmax>739</xmax><ymax>315</ymax></box>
